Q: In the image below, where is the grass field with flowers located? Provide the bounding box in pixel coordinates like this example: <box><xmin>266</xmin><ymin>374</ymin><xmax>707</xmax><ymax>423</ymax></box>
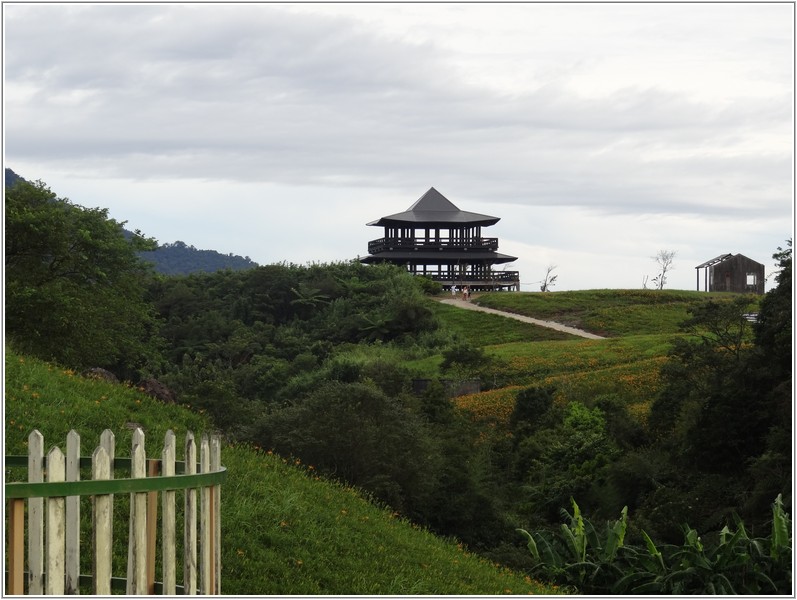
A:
<box><xmin>431</xmin><ymin>289</ymin><xmax>756</xmax><ymax>428</ymax></box>
<box><xmin>4</xmin><ymin>348</ymin><xmax>558</xmax><ymax>595</ymax></box>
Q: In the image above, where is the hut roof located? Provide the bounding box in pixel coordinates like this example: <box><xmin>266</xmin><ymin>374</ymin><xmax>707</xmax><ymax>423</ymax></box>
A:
<box><xmin>695</xmin><ymin>253</ymin><xmax>763</xmax><ymax>269</ymax></box>
<box><xmin>695</xmin><ymin>253</ymin><xmax>734</xmax><ymax>269</ymax></box>
<box><xmin>367</xmin><ymin>187</ymin><xmax>500</xmax><ymax>227</ymax></box>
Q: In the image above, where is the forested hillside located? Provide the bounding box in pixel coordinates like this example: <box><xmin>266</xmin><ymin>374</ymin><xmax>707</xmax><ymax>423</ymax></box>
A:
<box><xmin>138</xmin><ymin>240</ymin><xmax>259</xmax><ymax>275</ymax></box>
<box><xmin>5</xmin><ymin>168</ymin><xmax>257</xmax><ymax>275</ymax></box>
<box><xmin>5</xmin><ymin>176</ymin><xmax>792</xmax><ymax>594</ymax></box>
<box><xmin>5</xmin><ymin>166</ymin><xmax>22</xmax><ymax>188</ymax></box>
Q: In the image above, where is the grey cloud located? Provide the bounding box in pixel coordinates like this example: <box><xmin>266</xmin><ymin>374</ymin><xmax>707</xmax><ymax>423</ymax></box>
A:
<box><xmin>4</xmin><ymin>3</ymin><xmax>791</xmax><ymax>225</ymax></box>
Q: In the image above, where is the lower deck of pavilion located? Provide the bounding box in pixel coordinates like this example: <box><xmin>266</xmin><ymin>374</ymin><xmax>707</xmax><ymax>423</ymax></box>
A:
<box><xmin>406</xmin><ymin>266</ymin><xmax>520</xmax><ymax>292</ymax></box>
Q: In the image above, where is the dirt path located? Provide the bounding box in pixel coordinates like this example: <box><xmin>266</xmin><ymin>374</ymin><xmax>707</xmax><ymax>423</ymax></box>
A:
<box><xmin>438</xmin><ymin>298</ymin><xmax>606</xmax><ymax>340</ymax></box>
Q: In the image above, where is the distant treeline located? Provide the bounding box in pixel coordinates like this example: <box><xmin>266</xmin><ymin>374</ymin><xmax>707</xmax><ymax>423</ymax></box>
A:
<box><xmin>139</xmin><ymin>240</ymin><xmax>258</xmax><ymax>275</ymax></box>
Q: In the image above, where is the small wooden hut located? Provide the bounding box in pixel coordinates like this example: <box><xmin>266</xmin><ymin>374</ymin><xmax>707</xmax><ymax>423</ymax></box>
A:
<box><xmin>695</xmin><ymin>253</ymin><xmax>765</xmax><ymax>294</ymax></box>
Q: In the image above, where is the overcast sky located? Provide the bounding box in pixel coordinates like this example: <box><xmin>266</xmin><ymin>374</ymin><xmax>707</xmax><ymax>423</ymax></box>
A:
<box><xmin>4</xmin><ymin>2</ymin><xmax>793</xmax><ymax>291</ymax></box>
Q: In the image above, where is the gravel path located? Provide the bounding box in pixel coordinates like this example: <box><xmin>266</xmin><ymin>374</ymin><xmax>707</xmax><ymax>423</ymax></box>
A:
<box><xmin>438</xmin><ymin>298</ymin><xmax>606</xmax><ymax>340</ymax></box>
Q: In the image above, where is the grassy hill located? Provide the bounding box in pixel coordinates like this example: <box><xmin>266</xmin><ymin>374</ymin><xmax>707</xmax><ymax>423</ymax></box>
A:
<box><xmin>472</xmin><ymin>288</ymin><xmax>752</xmax><ymax>337</ymax></box>
<box><xmin>4</xmin><ymin>348</ymin><xmax>556</xmax><ymax>595</ymax></box>
<box><xmin>416</xmin><ymin>289</ymin><xmax>758</xmax><ymax>428</ymax></box>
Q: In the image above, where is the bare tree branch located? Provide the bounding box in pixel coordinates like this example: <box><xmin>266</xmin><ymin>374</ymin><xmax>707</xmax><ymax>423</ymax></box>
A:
<box><xmin>651</xmin><ymin>250</ymin><xmax>676</xmax><ymax>290</ymax></box>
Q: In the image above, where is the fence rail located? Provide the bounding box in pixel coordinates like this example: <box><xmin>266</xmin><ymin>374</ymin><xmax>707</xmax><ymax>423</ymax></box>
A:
<box><xmin>5</xmin><ymin>428</ymin><xmax>226</xmax><ymax>595</ymax></box>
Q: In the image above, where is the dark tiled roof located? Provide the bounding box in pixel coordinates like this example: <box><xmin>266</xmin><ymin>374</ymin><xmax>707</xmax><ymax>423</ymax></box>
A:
<box><xmin>367</xmin><ymin>187</ymin><xmax>500</xmax><ymax>227</ymax></box>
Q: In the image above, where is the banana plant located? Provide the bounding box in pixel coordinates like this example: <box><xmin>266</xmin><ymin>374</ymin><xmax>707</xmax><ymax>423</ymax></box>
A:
<box><xmin>602</xmin><ymin>505</ymin><xmax>627</xmax><ymax>562</ymax></box>
<box><xmin>559</xmin><ymin>498</ymin><xmax>588</xmax><ymax>564</ymax></box>
<box><xmin>518</xmin><ymin>499</ymin><xmax>630</xmax><ymax>592</ymax></box>
<box><xmin>519</xmin><ymin>495</ymin><xmax>792</xmax><ymax>595</ymax></box>
<box><xmin>770</xmin><ymin>493</ymin><xmax>790</xmax><ymax>561</ymax></box>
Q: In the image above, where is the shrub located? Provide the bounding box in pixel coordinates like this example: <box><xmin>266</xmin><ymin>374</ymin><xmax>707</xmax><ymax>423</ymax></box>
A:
<box><xmin>254</xmin><ymin>381</ymin><xmax>440</xmax><ymax>515</ymax></box>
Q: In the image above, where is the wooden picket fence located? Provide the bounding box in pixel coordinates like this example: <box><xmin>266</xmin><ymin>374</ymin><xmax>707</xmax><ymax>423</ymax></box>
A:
<box><xmin>5</xmin><ymin>428</ymin><xmax>227</xmax><ymax>595</ymax></box>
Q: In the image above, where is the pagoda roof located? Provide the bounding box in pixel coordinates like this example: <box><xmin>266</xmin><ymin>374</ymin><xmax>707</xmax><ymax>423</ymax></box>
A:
<box><xmin>367</xmin><ymin>187</ymin><xmax>501</xmax><ymax>227</ymax></box>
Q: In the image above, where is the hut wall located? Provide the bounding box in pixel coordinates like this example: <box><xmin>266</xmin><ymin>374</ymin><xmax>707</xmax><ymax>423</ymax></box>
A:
<box><xmin>709</xmin><ymin>254</ymin><xmax>765</xmax><ymax>294</ymax></box>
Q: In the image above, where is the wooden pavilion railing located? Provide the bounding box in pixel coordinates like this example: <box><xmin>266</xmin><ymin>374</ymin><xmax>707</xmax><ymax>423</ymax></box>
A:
<box><xmin>368</xmin><ymin>236</ymin><xmax>499</xmax><ymax>254</ymax></box>
<box><xmin>417</xmin><ymin>269</ymin><xmax>520</xmax><ymax>283</ymax></box>
<box><xmin>412</xmin><ymin>269</ymin><xmax>521</xmax><ymax>291</ymax></box>
<box><xmin>5</xmin><ymin>428</ymin><xmax>226</xmax><ymax>595</ymax></box>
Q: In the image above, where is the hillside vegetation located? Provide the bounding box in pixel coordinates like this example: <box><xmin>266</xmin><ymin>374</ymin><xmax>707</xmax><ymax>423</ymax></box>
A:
<box><xmin>4</xmin><ymin>349</ymin><xmax>555</xmax><ymax>595</ymax></box>
<box><xmin>5</xmin><ymin>175</ymin><xmax>791</xmax><ymax>594</ymax></box>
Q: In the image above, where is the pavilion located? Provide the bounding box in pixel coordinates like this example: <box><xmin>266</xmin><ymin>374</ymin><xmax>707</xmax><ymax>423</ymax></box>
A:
<box><xmin>362</xmin><ymin>187</ymin><xmax>520</xmax><ymax>291</ymax></box>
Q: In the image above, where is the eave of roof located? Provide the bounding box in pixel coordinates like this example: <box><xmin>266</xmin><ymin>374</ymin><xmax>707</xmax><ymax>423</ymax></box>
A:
<box><xmin>695</xmin><ymin>253</ymin><xmax>733</xmax><ymax>269</ymax></box>
<box><xmin>362</xmin><ymin>250</ymin><xmax>518</xmax><ymax>264</ymax></box>
<box><xmin>367</xmin><ymin>187</ymin><xmax>500</xmax><ymax>226</ymax></box>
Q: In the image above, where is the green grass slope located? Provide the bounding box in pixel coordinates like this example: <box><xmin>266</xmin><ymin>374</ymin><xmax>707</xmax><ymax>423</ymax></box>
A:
<box><xmin>425</xmin><ymin>289</ymin><xmax>758</xmax><ymax>425</ymax></box>
<box><xmin>429</xmin><ymin>299</ymin><xmax>576</xmax><ymax>344</ymax></box>
<box><xmin>4</xmin><ymin>349</ymin><xmax>556</xmax><ymax>595</ymax></box>
<box><xmin>473</xmin><ymin>289</ymin><xmax>753</xmax><ymax>337</ymax></box>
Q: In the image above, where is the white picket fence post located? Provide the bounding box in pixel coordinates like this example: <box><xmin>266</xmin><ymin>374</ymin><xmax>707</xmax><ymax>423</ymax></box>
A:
<box><xmin>65</xmin><ymin>430</ymin><xmax>80</xmax><ymax>595</ymax></box>
<box><xmin>184</xmin><ymin>432</ymin><xmax>198</xmax><ymax>594</ymax></box>
<box><xmin>162</xmin><ymin>430</ymin><xmax>177</xmax><ymax>595</ymax></box>
<box><xmin>126</xmin><ymin>429</ymin><xmax>147</xmax><ymax>594</ymax></box>
<box><xmin>200</xmin><ymin>434</ymin><xmax>211</xmax><ymax>595</ymax></box>
<box><xmin>92</xmin><ymin>446</ymin><xmax>112</xmax><ymax>595</ymax></box>
<box><xmin>5</xmin><ymin>428</ymin><xmax>224</xmax><ymax>595</ymax></box>
<box><xmin>211</xmin><ymin>435</ymin><xmax>222</xmax><ymax>595</ymax></box>
<box><xmin>27</xmin><ymin>430</ymin><xmax>44</xmax><ymax>595</ymax></box>
<box><xmin>45</xmin><ymin>447</ymin><xmax>65</xmax><ymax>595</ymax></box>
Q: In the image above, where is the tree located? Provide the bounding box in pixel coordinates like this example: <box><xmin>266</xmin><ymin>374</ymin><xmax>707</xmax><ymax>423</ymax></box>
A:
<box><xmin>540</xmin><ymin>265</ymin><xmax>558</xmax><ymax>292</ymax></box>
<box><xmin>5</xmin><ymin>179</ymin><xmax>160</xmax><ymax>373</ymax></box>
<box><xmin>646</xmin><ymin>242</ymin><xmax>792</xmax><ymax>528</ymax></box>
<box><xmin>511</xmin><ymin>385</ymin><xmax>555</xmax><ymax>432</ymax></box>
<box><xmin>517</xmin><ymin>402</ymin><xmax>619</xmax><ymax>521</ymax></box>
<box><xmin>744</xmin><ymin>240</ymin><xmax>792</xmax><ymax>514</ymax></box>
<box><xmin>651</xmin><ymin>250</ymin><xmax>676</xmax><ymax>290</ymax></box>
<box><xmin>255</xmin><ymin>381</ymin><xmax>440</xmax><ymax>514</ymax></box>
<box><xmin>754</xmin><ymin>240</ymin><xmax>792</xmax><ymax>380</ymax></box>
<box><xmin>649</xmin><ymin>294</ymin><xmax>764</xmax><ymax>473</ymax></box>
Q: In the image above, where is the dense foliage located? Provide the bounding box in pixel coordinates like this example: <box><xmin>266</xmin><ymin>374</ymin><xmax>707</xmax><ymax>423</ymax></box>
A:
<box><xmin>4</xmin><ymin>175</ymin><xmax>791</xmax><ymax>593</ymax></box>
<box><xmin>5</xmin><ymin>178</ymin><xmax>160</xmax><ymax>375</ymax></box>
